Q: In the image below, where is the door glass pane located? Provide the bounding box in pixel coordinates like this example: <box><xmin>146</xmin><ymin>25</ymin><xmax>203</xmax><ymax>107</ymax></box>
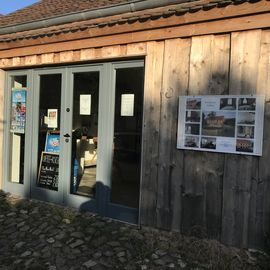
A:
<box><xmin>71</xmin><ymin>72</ymin><xmax>99</xmax><ymax>197</ymax></box>
<box><xmin>111</xmin><ymin>67</ymin><xmax>144</xmax><ymax>208</ymax></box>
<box><xmin>9</xmin><ymin>76</ymin><xmax>27</xmax><ymax>184</ymax></box>
<box><xmin>37</xmin><ymin>74</ymin><xmax>62</xmax><ymax>191</ymax></box>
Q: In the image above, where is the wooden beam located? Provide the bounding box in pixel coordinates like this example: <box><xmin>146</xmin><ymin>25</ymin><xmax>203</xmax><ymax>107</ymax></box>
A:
<box><xmin>253</xmin><ymin>30</ymin><xmax>270</xmax><ymax>249</ymax></box>
<box><xmin>0</xmin><ymin>12</ymin><xmax>270</xmax><ymax>59</ymax></box>
<box><xmin>0</xmin><ymin>0</ymin><xmax>270</xmax><ymax>51</ymax></box>
<box><xmin>221</xmin><ymin>30</ymin><xmax>262</xmax><ymax>248</ymax></box>
<box><xmin>156</xmin><ymin>38</ymin><xmax>191</xmax><ymax>231</ymax></box>
<box><xmin>140</xmin><ymin>41</ymin><xmax>165</xmax><ymax>227</ymax></box>
<box><xmin>181</xmin><ymin>34</ymin><xmax>229</xmax><ymax>239</ymax></box>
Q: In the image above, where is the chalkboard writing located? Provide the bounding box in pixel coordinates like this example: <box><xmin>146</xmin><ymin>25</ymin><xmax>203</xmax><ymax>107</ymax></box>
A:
<box><xmin>38</xmin><ymin>152</ymin><xmax>59</xmax><ymax>191</ymax></box>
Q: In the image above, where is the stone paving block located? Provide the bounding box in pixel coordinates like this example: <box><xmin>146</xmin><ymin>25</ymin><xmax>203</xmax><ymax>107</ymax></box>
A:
<box><xmin>70</xmin><ymin>239</ymin><xmax>84</xmax><ymax>248</ymax></box>
<box><xmin>83</xmin><ymin>259</ymin><xmax>97</xmax><ymax>268</ymax></box>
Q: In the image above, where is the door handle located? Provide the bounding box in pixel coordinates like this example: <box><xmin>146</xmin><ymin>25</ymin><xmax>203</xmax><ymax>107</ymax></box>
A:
<box><xmin>63</xmin><ymin>133</ymin><xmax>71</xmax><ymax>138</ymax></box>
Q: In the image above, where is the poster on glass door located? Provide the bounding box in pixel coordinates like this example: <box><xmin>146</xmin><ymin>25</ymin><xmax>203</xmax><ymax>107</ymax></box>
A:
<box><xmin>11</xmin><ymin>88</ymin><xmax>27</xmax><ymax>134</ymax></box>
<box><xmin>177</xmin><ymin>95</ymin><xmax>265</xmax><ymax>156</ymax></box>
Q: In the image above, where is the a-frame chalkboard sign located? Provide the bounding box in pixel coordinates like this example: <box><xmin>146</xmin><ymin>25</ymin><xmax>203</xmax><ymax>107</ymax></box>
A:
<box><xmin>37</xmin><ymin>152</ymin><xmax>59</xmax><ymax>191</ymax></box>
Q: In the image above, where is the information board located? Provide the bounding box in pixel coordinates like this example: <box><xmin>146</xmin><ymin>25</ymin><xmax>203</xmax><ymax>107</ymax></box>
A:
<box><xmin>37</xmin><ymin>152</ymin><xmax>59</xmax><ymax>190</ymax></box>
<box><xmin>177</xmin><ymin>95</ymin><xmax>265</xmax><ymax>156</ymax></box>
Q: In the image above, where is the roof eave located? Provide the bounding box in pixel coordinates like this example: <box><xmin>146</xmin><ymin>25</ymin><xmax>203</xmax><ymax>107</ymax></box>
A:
<box><xmin>0</xmin><ymin>0</ymin><xmax>191</xmax><ymax>35</ymax></box>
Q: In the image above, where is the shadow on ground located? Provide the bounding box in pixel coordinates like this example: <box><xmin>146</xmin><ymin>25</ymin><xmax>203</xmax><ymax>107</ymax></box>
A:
<box><xmin>0</xmin><ymin>190</ymin><xmax>270</xmax><ymax>270</ymax></box>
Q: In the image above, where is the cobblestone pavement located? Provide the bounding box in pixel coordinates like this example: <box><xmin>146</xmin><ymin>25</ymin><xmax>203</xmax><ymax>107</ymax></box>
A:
<box><xmin>0</xmin><ymin>191</ymin><xmax>269</xmax><ymax>270</ymax></box>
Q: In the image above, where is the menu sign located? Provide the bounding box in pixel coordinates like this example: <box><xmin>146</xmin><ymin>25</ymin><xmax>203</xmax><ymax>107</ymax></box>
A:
<box><xmin>177</xmin><ymin>95</ymin><xmax>265</xmax><ymax>156</ymax></box>
<box><xmin>38</xmin><ymin>152</ymin><xmax>59</xmax><ymax>190</ymax></box>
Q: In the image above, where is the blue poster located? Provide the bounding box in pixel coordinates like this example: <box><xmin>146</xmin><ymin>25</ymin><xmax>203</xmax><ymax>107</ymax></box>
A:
<box><xmin>45</xmin><ymin>133</ymin><xmax>60</xmax><ymax>153</ymax></box>
<box><xmin>12</xmin><ymin>89</ymin><xmax>26</xmax><ymax>103</ymax></box>
<box><xmin>11</xmin><ymin>89</ymin><xmax>27</xmax><ymax>134</ymax></box>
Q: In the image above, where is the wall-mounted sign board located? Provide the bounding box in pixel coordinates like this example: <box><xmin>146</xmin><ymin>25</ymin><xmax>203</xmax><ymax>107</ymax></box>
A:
<box><xmin>177</xmin><ymin>95</ymin><xmax>265</xmax><ymax>156</ymax></box>
<box><xmin>37</xmin><ymin>152</ymin><xmax>59</xmax><ymax>191</ymax></box>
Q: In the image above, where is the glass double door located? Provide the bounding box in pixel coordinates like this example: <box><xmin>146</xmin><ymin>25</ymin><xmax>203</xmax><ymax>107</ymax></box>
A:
<box><xmin>5</xmin><ymin>61</ymin><xmax>144</xmax><ymax>223</ymax></box>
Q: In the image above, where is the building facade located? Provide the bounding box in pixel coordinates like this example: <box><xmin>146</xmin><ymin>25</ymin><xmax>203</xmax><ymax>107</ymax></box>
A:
<box><xmin>0</xmin><ymin>0</ymin><xmax>270</xmax><ymax>249</ymax></box>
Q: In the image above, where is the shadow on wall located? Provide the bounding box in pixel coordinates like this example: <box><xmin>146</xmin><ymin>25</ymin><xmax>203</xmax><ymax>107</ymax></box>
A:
<box><xmin>139</xmin><ymin>66</ymin><xmax>270</xmax><ymax>251</ymax></box>
<box><xmin>79</xmin><ymin>181</ymin><xmax>139</xmax><ymax>224</ymax></box>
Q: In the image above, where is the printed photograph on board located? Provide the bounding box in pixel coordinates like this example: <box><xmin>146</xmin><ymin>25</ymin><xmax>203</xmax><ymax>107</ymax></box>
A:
<box><xmin>201</xmin><ymin>137</ymin><xmax>216</xmax><ymax>150</ymax></box>
<box><xmin>237</xmin><ymin>111</ymin><xmax>255</xmax><ymax>125</ymax></box>
<box><xmin>184</xmin><ymin>136</ymin><xmax>199</xmax><ymax>148</ymax></box>
<box><xmin>237</xmin><ymin>126</ymin><xmax>255</xmax><ymax>139</ymax></box>
<box><xmin>185</xmin><ymin>110</ymin><xmax>201</xmax><ymax>123</ymax></box>
<box><xmin>236</xmin><ymin>139</ymin><xmax>254</xmax><ymax>153</ymax></box>
<box><xmin>186</xmin><ymin>98</ymin><xmax>201</xmax><ymax>110</ymax></box>
<box><xmin>220</xmin><ymin>98</ymin><xmax>236</xmax><ymax>110</ymax></box>
<box><xmin>202</xmin><ymin>111</ymin><xmax>236</xmax><ymax>137</ymax></box>
<box><xmin>238</xmin><ymin>98</ymin><xmax>256</xmax><ymax>111</ymax></box>
<box><xmin>185</xmin><ymin>123</ymin><xmax>200</xmax><ymax>135</ymax></box>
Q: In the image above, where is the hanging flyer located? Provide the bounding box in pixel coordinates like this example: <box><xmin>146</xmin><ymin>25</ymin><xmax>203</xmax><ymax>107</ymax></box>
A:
<box><xmin>80</xmin><ymin>94</ymin><xmax>91</xmax><ymax>115</ymax></box>
<box><xmin>11</xmin><ymin>89</ymin><xmax>27</xmax><ymax>134</ymax></box>
<box><xmin>177</xmin><ymin>95</ymin><xmax>265</xmax><ymax>156</ymax></box>
<box><xmin>47</xmin><ymin>109</ymin><xmax>58</xmax><ymax>128</ymax></box>
<box><xmin>121</xmin><ymin>94</ymin><xmax>135</xmax><ymax>116</ymax></box>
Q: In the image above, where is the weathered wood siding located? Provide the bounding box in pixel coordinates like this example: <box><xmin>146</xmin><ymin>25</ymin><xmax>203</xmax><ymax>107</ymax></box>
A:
<box><xmin>141</xmin><ymin>30</ymin><xmax>270</xmax><ymax>249</ymax></box>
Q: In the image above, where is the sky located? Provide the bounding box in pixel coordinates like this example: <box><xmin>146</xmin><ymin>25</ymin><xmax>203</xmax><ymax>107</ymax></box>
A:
<box><xmin>0</xmin><ymin>0</ymin><xmax>39</xmax><ymax>15</ymax></box>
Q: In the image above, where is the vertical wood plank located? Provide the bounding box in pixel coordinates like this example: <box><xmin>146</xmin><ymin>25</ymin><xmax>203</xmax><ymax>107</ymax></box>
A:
<box><xmin>60</xmin><ymin>51</ymin><xmax>74</xmax><ymax>62</ymax></box>
<box><xmin>101</xmin><ymin>45</ymin><xmax>122</xmax><ymax>58</ymax></box>
<box><xmin>127</xmin><ymin>43</ymin><xmax>147</xmax><ymax>56</ymax></box>
<box><xmin>0</xmin><ymin>69</ymin><xmax>4</xmax><ymax>189</ymax></box>
<box><xmin>140</xmin><ymin>41</ymin><xmax>164</xmax><ymax>227</ymax></box>
<box><xmin>0</xmin><ymin>58</ymin><xmax>12</xmax><ymax>68</ymax></box>
<box><xmin>252</xmin><ymin>29</ymin><xmax>270</xmax><ymax>248</ymax></box>
<box><xmin>183</xmin><ymin>34</ymin><xmax>229</xmax><ymax>239</ymax></box>
<box><xmin>80</xmin><ymin>49</ymin><xmax>95</xmax><ymax>60</ymax></box>
<box><xmin>73</xmin><ymin>50</ymin><xmax>81</xmax><ymax>61</ymax></box>
<box><xmin>156</xmin><ymin>38</ymin><xmax>191</xmax><ymax>230</ymax></box>
<box><xmin>41</xmin><ymin>53</ymin><xmax>54</xmax><ymax>64</ymax></box>
<box><xmin>53</xmin><ymin>53</ymin><xmax>60</xmax><ymax>63</ymax></box>
<box><xmin>170</xmin><ymin>39</ymin><xmax>191</xmax><ymax>232</ymax></box>
<box><xmin>25</xmin><ymin>55</ymin><xmax>38</xmax><ymax>65</ymax></box>
<box><xmin>222</xmin><ymin>30</ymin><xmax>262</xmax><ymax>247</ymax></box>
<box><xmin>119</xmin><ymin>45</ymin><xmax>127</xmax><ymax>57</ymax></box>
<box><xmin>93</xmin><ymin>48</ymin><xmax>102</xmax><ymax>59</ymax></box>
<box><xmin>12</xmin><ymin>57</ymin><xmax>21</xmax><ymax>66</ymax></box>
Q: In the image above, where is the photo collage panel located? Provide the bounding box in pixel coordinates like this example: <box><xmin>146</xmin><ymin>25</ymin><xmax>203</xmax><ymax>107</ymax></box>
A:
<box><xmin>181</xmin><ymin>96</ymin><xmax>262</xmax><ymax>155</ymax></box>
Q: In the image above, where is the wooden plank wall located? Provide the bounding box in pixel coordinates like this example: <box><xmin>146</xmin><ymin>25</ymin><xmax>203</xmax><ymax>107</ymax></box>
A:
<box><xmin>141</xmin><ymin>29</ymin><xmax>270</xmax><ymax>249</ymax></box>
